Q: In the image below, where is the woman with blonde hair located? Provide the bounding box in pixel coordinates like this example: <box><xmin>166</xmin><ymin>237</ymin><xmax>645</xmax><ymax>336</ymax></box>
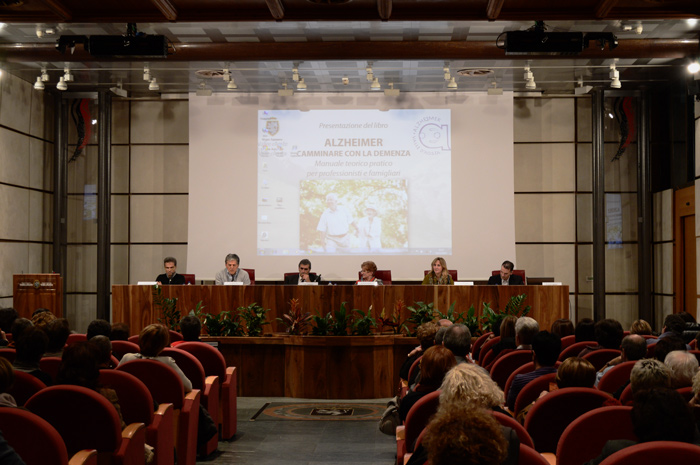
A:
<box><xmin>422</xmin><ymin>257</ymin><xmax>454</xmax><ymax>285</ymax></box>
<box><xmin>629</xmin><ymin>319</ymin><xmax>652</xmax><ymax>336</ymax></box>
<box><xmin>439</xmin><ymin>363</ymin><xmax>506</xmax><ymax>413</ymax></box>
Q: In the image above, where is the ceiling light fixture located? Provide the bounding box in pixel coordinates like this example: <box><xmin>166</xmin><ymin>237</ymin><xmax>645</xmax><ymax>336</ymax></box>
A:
<box><xmin>384</xmin><ymin>82</ymin><xmax>399</xmax><ymax>97</ymax></box>
<box><xmin>609</xmin><ymin>63</ymin><xmax>621</xmax><ymax>88</ymax></box>
<box><xmin>342</xmin><ymin>76</ymin><xmax>349</xmax><ymax>85</ymax></box>
<box><xmin>296</xmin><ymin>77</ymin><xmax>307</xmax><ymax>91</ymax></box>
<box><xmin>292</xmin><ymin>67</ymin><xmax>300</xmax><ymax>82</ymax></box>
<box><xmin>148</xmin><ymin>78</ymin><xmax>159</xmax><ymax>91</ymax></box>
<box><xmin>227</xmin><ymin>79</ymin><xmax>238</xmax><ymax>90</ymax></box>
<box><xmin>447</xmin><ymin>77</ymin><xmax>458</xmax><ymax>89</ymax></box>
<box><xmin>56</xmin><ymin>76</ymin><xmax>67</xmax><ymax>91</ymax></box>
<box><xmin>487</xmin><ymin>82</ymin><xmax>503</xmax><ymax>96</ymax></box>
<box><xmin>366</xmin><ymin>63</ymin><xmax>374</xmax><ymax>81</ymax></box>
<box><xmin>278</xmin><ymin>83</ymin><xmax>294</xmax><ymax>97</ymax></box>
<box><xmin>63</xmin><ymin>66</ymin><xmax>73</xmax><ymax>82</ymax></box>
<box><xmin>524</xmin><ymin>66</ymin><xmax>536</xmax><ymax>90</ymax></box>
<box><xmin>34</xmin><ymin>76</ymin><xmax>45</xmax><ymax>90</ymax></box>
<box><xmin>143</xmin><ymin>64</ymin><xmax>151</xmax><ymax>81</ymax></box>
<box><xmin>41</xmin><ymin>67</ymin><xmax>49</xmax><ymax>82</ymax></box>
<box><xmin>196</xmin><ymin>80</ymin><xmax>212</xmax><ymax>97</ymax></box>
<box><xmin>688</xmin><ymin>59</ymin><xmax>700</xmax><ymax>74</ymax></box>
<box><xmin>223</xmin><ymin>68</ymin><xmax>231</xmax><ymax>82</ymax></box>
<box><xmin>443</xmin><ymin>65</ymin><xmax>451</xmax><ymax>81</ymax></box>
<box><xmin>574</xmin><ymin>76</ymin><xmax>593</xmax><ymax>95</ymax></box>
<box><xmin>370</xmin><ymin>77</ymin><xmax>381</xmax><ymax>91</ymax></box>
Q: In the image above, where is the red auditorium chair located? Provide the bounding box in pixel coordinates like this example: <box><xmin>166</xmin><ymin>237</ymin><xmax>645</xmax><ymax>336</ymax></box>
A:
<box><xmin>8</xmin><ymin>371</ymin><xmax>46</xmax><ymax>406</ymax></box>
<box><xmin>395</xmin><ymin>390</ymin><xmax>440</xmax><ymax>465</ymax></box>
<box><xmin>66</xmin><ymin>333</ymin><xmax>87</xmax><ymax>345</ymax></box>
<box><xmin>560</xmin><ymin>334</ymin><xmax>576</xmax><ymax>349</ymax></box>
<box><xmin>243</xmin><ymin>268</ymin><xmax>255</xmax><ymax>284</ymax></box>
<box><xmin>118</xmin><ymin>358</ymin><xmax>201</xmax><ymax>465</ymax></box>
<box><xmin>646</xmin><ymin>343</ymin><xmax>656</xmax><ymax>358</ymax></box>
<box><xmin>518</xmin><ymin>443</ymin><xmax>550</xmax><ymax>465</ymax></box>
<box><xmin>110</xmin><ymin>340</ymin><xmax>140</xmax><ymax>361</ymax></box>
<box><xmin>127</xmin><ymin>334</ymin><xmax>139</xmax><ymax>344</ymax></box>
<box><xmin>490</xmin><ymin>350</ymin><xmax>534</xmax><ymax>390</ymax></box>
<box><xmin>176</xmin><ymin>341</ymin><xmax>238</xmax><ymax>440</ymax></box>
<box><xmin>401</xmin><ymin>355</ymin><xmax>423</xmax><ymax>397</ymax></box>
<box><xmin>524</xmin><ymin>387</ymin><xmax>612</xmax><ymax>453</ymax></box>
<box><xmin>471</xmin><ymin>331</ymin><xmax>493</xmax><ymax>360</ymax></box>
<box><xmin>598</xmin><ymin>441</ymin><xmax>700</xmax><ymax>465</ymax></box>
<box><xmin>25</xmin><ymin>385</ymin><xmax>146</xmax><ymax>465</ymax></box>
<box><xmin>676</xmin><ymin>386</ymin><xmax>694</xmax><ymax>402</ymax></box>
<box><xmin>478</xmin><ymin>335</ymin><xmax>501</xmax><ymax>366</ymax></box>
<box><xmin>557</xmin><ymin>341</ymin><xmax>594</xmax><ymax>361</ymax></box>
<box><xmin>182</xmin><ymin>273</ymin><xmax>195</xmax><ymax>285</ymax></box>
<box><xmin>490</xmin><ymin>411</ymin><xmax>535</xmax><ymax>449</ymax></box>
<box><xmin>161</xmin><ymin>347</ymin><xmax>220</xmax><ymax>456</ymax></box>
<box><xmin>619</xmin><ymin>384</ymin><xmax>634</xmax><ymax>405</ymax></box>
<box><xmin>0</xmin><ymin>347</ymin><xmax>16</xmax><ymax>362</ymax></box>
<box><xmin>556</xmin><ymin>406</ymin><xmax>636</xmax><ymax>465</ymax></box>
<box><xmin>597</xmin><ymin>361</ymin><xmax>636</xmax><ymax>395</ymax></box>
<box><xmin>513</xmin><ymin>373</ymin><xmax>558</xmax><ymax>417</ymax></box>
<box><xmin>99</xmin><ymin>369</ymin><xmax>175</xmax><ymax>465</ymax></box>
<box><xmin>503</xmin><ymin>361</ymin><xmax>561</xmax><ymax>403</ymax></box>
<box><xmin>39</xmin><ymin>356</ymin><xmax>62</xmax><ymax>382</ymax></box>
<box><xmin>0</xmin><ymin>407</ymin><xmax>97</xmax><ymax>465</ymax></box>
<box><xmin>582</xmin><ymin>349</ymin><xmax>622</xmax><ymax>371</ymax></box>
<box><xmin>168</xmin><ymin>330</ymin><xmax>184</xmax><ymax>343</ymax></box>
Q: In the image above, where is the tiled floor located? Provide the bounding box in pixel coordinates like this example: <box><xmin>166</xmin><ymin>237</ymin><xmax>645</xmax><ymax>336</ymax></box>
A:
<box><xmin>197</xmin><ymin>397</ymin><xmax>396</xmax><ymax>464</ymax></box>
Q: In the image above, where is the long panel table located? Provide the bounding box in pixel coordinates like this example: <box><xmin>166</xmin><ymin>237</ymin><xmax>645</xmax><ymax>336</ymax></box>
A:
<box><xmin>112</xmin><ymin>284</ymin><xmax>568</xmax><ymax>398</ymax></box>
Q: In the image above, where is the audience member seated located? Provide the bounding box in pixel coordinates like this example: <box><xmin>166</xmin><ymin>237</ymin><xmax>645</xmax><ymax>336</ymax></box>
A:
<box><xmin>664</xmin><ymin>350</ymin><xmax>699</xmax><ymax>388</ymax></box>
<box><xmin>506</xmin><ymin>331</ymin><xmax>561</xmax><ymax>411</ymax></box>
<box><xmin>421</xmin><ymin>407</ymin><xmax>517</xmax><ymax>465</ymax></box>
<box><xmin>30</xmin><ymin>308</ymin><xmax>56</xmax><ymax>329</ymax></box>
<box><xmin>399</xmin><ymin>321</ymin><xmax>439</xmax><ymax>388</ymax></box>
<box><xmin>439</xmin><ymin>363</ymin><xmax>507</xmax><ymax>415</ymax></box>
<box><xmin>442</xmin><ymin>324</ymin><xmax>472</xmax><ymax>364</ymax></box>
<box><xmin>647</xmin><ymin>314</ymin><xmax>686</xmax><ymax>346</ymax></box>
<box><xmin>690</xmin><ymin>371</ymin><xmax>700</xmax><ymax>425</ymax></box>
<box><xmin>90</xmin><ymin>335</ymin><xmax>114</xmax><ymax>369</ymax></box>
<box><xmin>110</xmin><ymin>323</ymin><xmax>130</xmax><ymax>341</ymax></box>
<box><xmin>86</xmin><ymin>319</ymin><xmax>111</xmax><ymax>340</ymax></box>
<box><xmin>595</xmin><ymin>334</ymin><xmax>647</xmax><ymax>387</ymax></box>
<box><xmin>629</xmin><ymin>319</ymin><xmax>653</xmax><ymax>336</ymax></box>
<box><xmin>653</xmin><ymin>336</ymin><xmax>687</xmax><ymax>362</ymax></box>
<box><xmin>488</xmin><ymin>316</ymin><xmax>518</xmax><ymax>360</ymax></box>
<box><xmin>7</xmin><ymin>318</ymin><xmax>32</xmax><ymax>349</ymax></box>
<box><xmin>578</xmin><ymin>319</ymin><xmax>624</xmax><ymax>357</ymax></box>
<box><xmin>119</xmin><ymin>324</ymin><xmax>192</xmax><ymax>392</ymax></box>
<box><xmin>488</xmin><ymin>260</ymin><xmax>524</xmax><ymax>286</ymax></box>
<box><xmin>0</xmin><ymin>307</ymin><xmax>18</xmax><ymax>347</ymax></box>
<box><xmin>44</xmin><ymin>318</ymin><xmax>70</xmax><ymax>358</ymax></box>
<box><xmin>0</xmin><ymin>357</ymin><xmax>17</xmax><ymax>408</ymax></box>
<box><xmin>630</xmin><ymin>359</ymin><xmax>672</xmax><ymax>397</ymax></box>
<box><xmin>173</xmin><ymin>315</ymin><xmax>202</xmax><ymax>347</ymax></box>
<box><xmin>12</xmin><ymin>326</ymin><xmax>52</xmax><ymax>386</ymax></box>
<box><xmin>399</xmin><ymin>345</ymin><xmax>456</xmax><ymax>423</ymax></box>
<box><xmin>575</xmin><ymin>318</ymin><xmax>596</xmax><ymax>343</ymax></box>
<box><xmin>584</xmin><ymin>388</ymin><xmax>700</xmax><ymax>465</ymax></box>
<box><xmin>551</xmin><ymin>318</ymin><xmax>575</xmax><ymax>338</ymax></box>
<box><xmin>514</xmin><ymin>317</ymin><xmax>539</xmax><ymax>350</ymax></box>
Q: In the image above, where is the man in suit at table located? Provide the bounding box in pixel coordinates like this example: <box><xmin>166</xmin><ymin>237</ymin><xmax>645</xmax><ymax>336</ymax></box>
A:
<box><xmin>284</xmin><ymin>259</ymin><xmax>321</xmax><ymax>284</ymax></box>
<box><xmin>487</xmin><ymin>260</ymin><xmax>524</xmax><ymax>285</ymax></box>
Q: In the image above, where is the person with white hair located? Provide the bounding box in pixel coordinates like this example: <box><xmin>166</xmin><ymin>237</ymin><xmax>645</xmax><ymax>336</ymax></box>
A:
<box><xmin>316</xmin><ymin>193</ymin><xmax>357</xmax><ymax>252</ymax></box>
<box><xmin>514</xmin><ymin>316</ymin><xmax>539</xmax><ymax>350</ymax></box>
<box><xmin>664</xmin><ymin>350</ymin><xmax>699</xmax><ymax>388</ymax></box>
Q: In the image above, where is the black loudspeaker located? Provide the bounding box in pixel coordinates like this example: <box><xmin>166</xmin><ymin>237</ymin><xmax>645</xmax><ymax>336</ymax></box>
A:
<box><xmin>505</xmin><ymin>31</ymin><xmax>584</xmax><ymax>55</ymax></box>
<box><xmin>87</xmin><ymin>35</ymin><xmax>168</xmax><ymax>58</ymax></box>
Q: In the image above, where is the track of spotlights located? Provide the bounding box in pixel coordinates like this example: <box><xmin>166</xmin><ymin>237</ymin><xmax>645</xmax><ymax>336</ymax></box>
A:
<box><xmin>609</xmin><ymin>64</ymin><xmax>621</xmax><ymax>88</ymax></box>
<box><xmin>227</xmin><ymin>79</ymin><xmax>238</xmax><ymax>90</ymax></box>
<box><xmin>56</xmin><ymin>76</ymin><xmax>67</xmax><ymax>91</ymax></box>
<box><xmin>370</xmin><ymin>77</ymin><xmax>381</xmax><ymax>90</ymax></box>
<box><xmin>149</xmin><ymin>78</ymin><xmax>159</xmax><ymax>91</ymax></box>
<box><xmin>34</xmin><ymin>76</ymin><xmax>44</xmax><ymax>90</ymax></box>
<box><xmin>296</xmin><ymin>78</ymin><xmax>307</xmax><ymax>91</ymax></box>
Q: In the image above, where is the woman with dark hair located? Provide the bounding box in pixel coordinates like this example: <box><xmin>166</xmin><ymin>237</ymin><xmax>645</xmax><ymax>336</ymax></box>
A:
<box><xmin>574</xmin><ymin>318</ymin><xmax>595</xmax><ymax>343</ymax></box>
<box><xmin>399</xmin><ymin>345</ymin><xmax>456</xmax><ymax>422</ymax></box>
<box><xmin>551</xmin><ymin>319</ymin><xmax>575</xmax><ymax>338</ymax></box>
<box><xmin>12</xmin><ymin>326</ymin><xmax>52</xmax><ymax>386</ymax></box>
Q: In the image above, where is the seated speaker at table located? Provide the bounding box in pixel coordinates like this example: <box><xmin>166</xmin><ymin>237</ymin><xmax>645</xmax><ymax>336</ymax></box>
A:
<box><xmin>284</xmin><ymin>259</ymin><xmax>321</xmax><ymax>284</ymax></box>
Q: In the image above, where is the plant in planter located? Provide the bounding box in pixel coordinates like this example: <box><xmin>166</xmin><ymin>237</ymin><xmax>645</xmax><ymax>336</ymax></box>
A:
<box><xmin>435</xmin><ymin>301</ymin><xmax>466</xmax><ymax>325</ymax></box>
<box><xmin>202</xmin><ymin>311</ymin><xmax>245</xmax><ymax>337</ymax></box>
<box><xmin>463</xmin><ymin>304</ymin><xmax>481</xmax><ymax>337</ymax></box>
<box><xmin>330</xmin><ymin>302</ymin><xmax>352</xmax><ymax>336</ymax></box>
<box><xmin>351</xmin><ymin>307</ymin><xmax>377</xmax><ymax>336</ymax></box>
<box><xmin>406</xmin><ymin>301</ymin><xmax>436</xmax><ymax>336</ymax></box>
<box><xmin>480</xmin><ymin>294</ymin><xmax>531</xmax><ymax>333</ymax></box>
<box><xmin>277</xmin><ymin>298</ymin><xmax>312</xmax><ymax>335</ymax></box>
<box><xmin>311</xmin><ymin>312</ymin><xmax>332</xmax><ymax>336</ymax></box>
<box><xmin>377</xmin><ymin>299</ymin><xmax>406</xmax><ymax>334</ymax></box>
<box><xmin>239</xmin><ymin>302</ymin><xmax>271</xmax><ymax>336</ymax></box>
<box><xmin>153</xmin><ymin>285</ymin><xmax>180</xmax><ymax>330</ymax></box>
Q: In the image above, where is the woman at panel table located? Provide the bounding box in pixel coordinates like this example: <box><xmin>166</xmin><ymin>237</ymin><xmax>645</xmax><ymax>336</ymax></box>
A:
<box><xmin>422</xmin><ymin>257</ymin><xmax>454</xmax><ymax>285</ymax></box>
<box><xmin>356</xmin><ymin>260</ymin><xmax>383</xmax><ymax>285</ymax></box>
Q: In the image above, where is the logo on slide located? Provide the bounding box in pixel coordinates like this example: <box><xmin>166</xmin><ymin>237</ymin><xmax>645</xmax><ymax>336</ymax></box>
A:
<box><xmin>264</xmin><ymin>118</ymin><xmax>279</xmax><ymax>136</ymax></box>
<box><xmin>412</xmin><ymin>117</ymin><xmax>450</xmax><ymax>155</ymax></box>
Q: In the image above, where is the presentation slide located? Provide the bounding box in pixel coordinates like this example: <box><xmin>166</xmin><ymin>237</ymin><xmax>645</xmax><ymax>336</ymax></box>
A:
<box><xmin>188</xmin><ymin>92</ymin><xmax>515</xmax><ymax>282</ymax></box>
<box><xmin>257</xmin><ymin>109</ymin><xmax>451</xmax><ymax>256</ymax></box>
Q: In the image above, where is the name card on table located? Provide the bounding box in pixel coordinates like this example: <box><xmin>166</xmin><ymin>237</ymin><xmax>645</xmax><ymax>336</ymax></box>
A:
<box><xmin>357</xmin><ymin>281</ymin><xmax>379</xmax><ymax>286</ymax></box>
<box><xmin>300</xmin><ymin>281</ymin><xmax>319</xmax><ymax>285</ymax></box>
<box><xmin>137</xmin><ymin>281</ymin><xmax>158</xmax><ymax>286</ymax></box>
<box><xmin>542</xmin><ymin>282</ymin><xmax>563</xmax><ymax>286</ymax></box>
<box><xmin>224</xmin><ymin>281</ymin><xmax>244</xmax><ymax>285</ymax></box>
<box><xmin>454</xmin><ymin>281</ymin><xmax>474</xmax><ymax>286</ymax></box>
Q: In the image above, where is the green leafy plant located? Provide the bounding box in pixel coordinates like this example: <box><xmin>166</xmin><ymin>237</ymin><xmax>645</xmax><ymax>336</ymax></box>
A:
<box><xmin>188</xmin><ymin>301</ymin><xmax>205</xmax><ymax>321</ymax></box>
<box><xmin>480</xmin><ymin>294</ymin><xmax>531</xmax><ymax>333</ymax></box>
<box><xmin>352</xmin><ymin>307</ymin><xmax>377</xmax><ymax>336</ymax></box>
<box><xmin>435</xmin><ymin>301</ymin><xmax>466</xmax><ymax>325</ymax></box>
<box><xmin>153</xmin><ymin>285</ymin><xmax>180</xmax><ymax>330</ymax></box>
<box><xmin>463</xmin><ymin>304</ymin><xmax>481</xmax><ymax>337</ymax></box>
<box><xmin>330</xmin><ymin>302</ymin><xmax>352</xmax><ymax>336</ymax></box>
<box><xmin>202</xmin><ymin>311</ymin><xmax>245</xmax><ymax>337</ymax></box>
<box><xmin>311</xmin><ymin>312</ymin><xmax>332</xmax><ymax>336</ymax></box>
<box><xmin>377</xmin><ymin>300</ymin><xmax>406</xmax><ymax>334</ymax></box>
<box><xmin>504</xmin><ymin>294</ymin><xmax>531</xmax><ymax>318</ymax></box>
<box><xmin>239</xmin><ymin>302</ymin><xmax>271</xmax><ymax>337</ymax></box>
<box><xmin>277</xmin><ymin>298</ymin><xmax>312</xmax><ymax>335</ymax></box>
<box><xmin>406</xmin><ymin>301</ymin><xmax>436</xmax><ymax>336</ymax></box>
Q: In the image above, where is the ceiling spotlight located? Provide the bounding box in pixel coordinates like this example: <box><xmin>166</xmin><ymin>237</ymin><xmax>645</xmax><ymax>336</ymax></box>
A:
<box><xmin>688</xmin><ymin>60</ymin><xmax>700</xmax><ymax>74</ymax></box>
<box><xmin>487</xmin><ymin>82</ymin><xmax>503</xmax><ymax>96</ymax></box>
<box><xmin>370</xmin><ymin>77</ymin><xmax>381</xmax><ymax>91</ymax></box>
<box><xmin>63</xmin><ymin>67</ymin><xmax>73</xmax><ymax>82</ymax></box>
<box><xmin>574</xmin><ymin>76</ymin><xmax>593</xmax><ymax>95</ymax></box>
<box><xmin>609</xmin><ymin>64</ymin><xmax>621</xmax><ymax>88</ymax></box>
<box><xmin>278</xmin><ymin>83</ymin><xmax>294</xmax><ymax>97</ymax></box>
<box><xmin>223</xmin><ymin>68</ymin><xmax>231</xmax><ymax>82</ymax></box>
<box><xmin>41</xmin><ymin>67</ymin><xmax>49</xmax><ymax>82</ymax></box>
<box><xmin>384</xmin><ymin>82</ymin><xmax>400</xmax><ymax>97</ymax></box>
<box><xmin>447</xmin><ymin>77</ymin><xmax>458</xmax><ymax>89</ymax></box>
<box><xmin>227</xmin><ymin>78</ymin><xmax>238</xmax><ymax>90</ymax></box>
<box><xmin>292</xmin><ymin>67</ymin><xmax>300</xmax><ymax>82</ymax></box>
<box><xmin>366</xmin><ymin>64</ymin><xmax>374</xmax><ymax>82</ymax></box>
<box><xmin>443</xmin><ymin>66</ymin><xmax>451</xmax><ymax>81</ymax></box>
<box><xmin>196</xmin><ymin>80</ymin><xmax>212</xmax><ymax>97</ymax></box>
<box><xmin>342</xmin><ymin>76</ymin><xmax>349</xmax><ymax>85</ymax></box>
<box><xmin>635</xmin><ymin>24</ymin><xmax>643</xmax><ymax>35</ymax></box>
<box><xmin>524</xmin><ymin>66</ymin><xmax>536</xmax><ymax>90</ymax></box>
<box><xmin>34</xmin><ymin>76</ymin><xmax>45</xmax><ymax>91</ymax></box>
<box><xmin>56</xmin><ymin>76</ymin><xmax>67</xmax><ymax>91</ymax></box>
<box><xmin>148</xmin><ymin>78</ymin><xmax>159</xmax><ymax>91</ymax></box>
<box><xmin>143</xmin><ymin>65</ymin><xmax>150</xmax><ymax>82</ymax></box>
<box><xmin>296</xmin><ymin>78</ymin><xmax>307</xmax><ymax>91</ymax></box>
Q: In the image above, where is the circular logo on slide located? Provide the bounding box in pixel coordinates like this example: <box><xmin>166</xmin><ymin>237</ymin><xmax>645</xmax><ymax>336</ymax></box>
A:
<box><xmin>263</xmin><ymin>117</ymin><xmax>279</xmax><ymax>137</ymax></box>
<box><xmin>412</xmin><ymin>116</ymin><xmax>450</xmax><ymax>155</ymax></box>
